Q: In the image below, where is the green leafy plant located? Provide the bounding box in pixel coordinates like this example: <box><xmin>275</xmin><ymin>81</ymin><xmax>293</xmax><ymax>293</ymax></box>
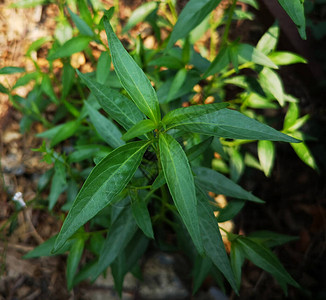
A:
<box><xmin>3</xmin><ymin>0</ymin><xmax>316</xmax><ymax>296</ymax></box>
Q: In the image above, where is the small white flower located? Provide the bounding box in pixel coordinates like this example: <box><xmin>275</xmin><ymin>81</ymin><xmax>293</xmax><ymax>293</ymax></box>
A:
<box><xmin>13</xmin><ymin>192</ymin><xmax>26</xmax><ymax>208</ymax></box>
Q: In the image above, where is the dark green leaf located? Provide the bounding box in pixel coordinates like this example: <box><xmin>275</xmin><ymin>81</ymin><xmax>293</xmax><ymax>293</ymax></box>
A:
<box><xmin>53</xmin><ymin>141</ymin><xmax>150</xmax><ymax>252</ymax></box>
<box><xmin>104</xmin><ymin>18</ymin><xmax>161</xmax><ymax>122</ymax></box>
<box><xmin>217</xmin><ymin>200</ymin><xmax>245</xmax><ymax>222</ymax></box>
<box><xmin>48</xmin><ymin>36</ymin><xmax>91</xmax><ymax>60</ymax></box>
<box><xmin>235</xmin><ymin>236</ymin><xmax>299</xmax><ymax>288</ymax></box>
<box><xmin>111</xmin><ymin>231</ymin><xmax>149</xmax><ymax>296</ymax></box>
<box><xmin>49</xmin><ymin>160</ymin><xmax>66</xmax><ymax>210</ymax></box>
<box><xmin>96</xmin><ymin>51</ymin><xmax>111</xmax><ymax>84</ymax></box>
<box><xmin>148</xmin><ymin>55</ymin><xmax>184</xmax><ymax>69</ymax></box>
<box><xmin>192</xmin><ymin>255</ymin><xmax>212</xmax><ymax>294</ymax></box>
<box><xmin>248</xmin><ymin>230</ymin><xmax>298</xmax><ymax>248</ymax></box>
<box><xmin>230</xmin><ymin>243</ymin><xmax>245</xmax><ymax>290</ymax></box>
<box><xmin>67</xmin><ymin>6</ymin><xmax>94</xmax><ymax>37</ymax></box>
<box><xmin>194</xmin><ymin>167</ymin><xmax>263</xmax><ymax>203</ymax></box>
<box><xmin>196</xmin><ymin>188</ymin><xmax>237</xmax><ymax>291</ymax></box>
<box><xmin>0</xmin><ymin>83</ymin><xmax>8</xmax><ymax>94</ymax></box>
<box><xmin>131</xmin><ymin>193</ymin><xmax>154</xmax><ymax>239</ymax></box>
<box><xmin>277</xmin><ymin>0</ymin><xmax>306</xmax><ymax>39</ymax></box>
<box><xmin>162</xmin><ymin>103</ymin><xmax>228</xmax><ymax>126</ymax></box>
<box><xmin>122</xmin><ymin>119</ymin><xmax>156</xmax><ymax>141</ymax></box>
<box><xmin>62</xmin><ymin>63</ymin><xmax>75</xmax><ymax>98</ymax></box>
<box><xmin>85</xmin><ymin>101</ymin><xmax>124</xmax><ymax>148</ymax></box>
<box><xmin>23</xmin><ymin>235</ymin><xmax>72</xmax><ymax>259</ymax></box>
<box><xmin>0</xmin><ymin>66</ymin><xmax>25</xmax><ymax>75</ymax></box>
<box><xmin>166</xmin><ymin>68</ymin><xmax>187</xmax><ymax>103</ymax></box>
<box><xmin>77</xmin><ymin>70</ymin><xmax>144</xmax><ymax>130</ymax></box>
<box><xmin>229</xmin><ymin>148</ymin><xmax>244</xmax><ymax>183</ymax></box>
<box><xmin>151</xmin><ymin>172</ymin><xmax>166</xmax><ymax>191</ymax></box>
<box><xmin>186</xmin><ymin>137</ymin><xmax>213</xmax><ymax>162</ymax></box>
<box><xmin>166</xmin><ymin>108</ymin><xmax>299</xmax><ymax>143</ymax></box>
<box><xmin>95</xmin><ymin>207</ymin><xmax>138</xmax><ymax>278</ymax></box>
<box><xmin>204</xmin><ymin>47</ymin><xmax>230</xmax><ymax>77</ymax></box>
<box><xmin>159</xmin><ymin>133</ymin><xmax>203</xmax><ymax>254</ymax></box>
<box><xmin>122</xmin><ymin>2</ymin><xmax>158</xmax><ymax>33</ymax></box>
<box><xmin>167</xmin><ymin>0</ymin><xmax>222</xmax><ymax>49</ymax></box>
<box><xmin>50</xmin><ymin>121</ymin><xmax>80</xmax><ymax>147</ymax></box>
<box><xmin>67</xmin><ymin>238</ymin><xmax>85</xmax><ymax>290</ymax></box>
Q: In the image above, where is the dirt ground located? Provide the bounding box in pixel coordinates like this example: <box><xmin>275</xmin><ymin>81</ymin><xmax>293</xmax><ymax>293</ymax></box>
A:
<box><xmin>1</xmin><ymin>1</ymin><xmax>326</xmax><ymax>299</ymax></box>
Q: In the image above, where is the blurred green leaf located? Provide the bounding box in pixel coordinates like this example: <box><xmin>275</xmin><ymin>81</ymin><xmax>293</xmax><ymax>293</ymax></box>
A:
<box><xmin>48</xmin><ymin>36</ymin><xmax>91</xmax><ymax>60</ymax></box>
<box><xmin>67</xmin><ymin>6</ymin><xmax>94</xmax><ymax>37</ymax></box>
<box><xmin>269</xmin><ymin>51</ymin><xmax>307</xmax><ymax>65</ymax></box>
<box><xmin>0</xmin><ymin>66</ymin><xmax>25</xmax><ymax>75</ymax></box>
<box><xmin>96</xmin><ymin>52</ymin><xmax>111</xmax><ymax>84</ymax></box>
<box><xmin>122</xmin><ymin>2</ymin><xmax>158</xmax><ymax>33</ymax></box>
<box><xmin>256</xmin><ymin>22</ymin><xmax>279</xmax><ymax>55</ymax></box>
<box><xmin>67</xmin><ymin>238</ymin><xmax>85</xmax><ymax>290</ymax></box>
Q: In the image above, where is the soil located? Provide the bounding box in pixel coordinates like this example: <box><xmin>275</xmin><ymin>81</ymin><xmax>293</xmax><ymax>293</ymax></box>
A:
<box><xmin>1</xmin><ymin>1</ymin><xmax>326</xmax><ymax>300</ymax></box>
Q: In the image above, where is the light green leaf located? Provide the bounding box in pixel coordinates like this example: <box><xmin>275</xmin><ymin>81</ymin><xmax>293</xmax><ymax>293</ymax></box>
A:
<box><xmin>0</xmin><ymin>66</ymin><xmax>25</xmax><ymax>75</ymax></box>
<box><xmin>55</xmin><ymin>21</ymin><xmax>73</xmax><ymax>45</ymax></box>
<box><xmin>238</xmin><ymin>44</ymin><xmax>278</xmax><ymax>69</ymax></box>
<box><xmin>53</xmin><ymin>141</ymin><xmax>150</xmax><ymax>252</ymax></box>
<box><xmin>194</xmin><ymin>166</ymin><xmax>263</xmax><ymax>203</ymax></box>
<box><xmin>259</xmin><ymin>67</ymin><xmax>285</xmax><ymax>106</ymax></box>
<box><xmin>67</xmin><ymin>6</ymin><xmax>94</xmax><ymax>37</ymax></box>
<box><xmin>166</xmin><ymin>68</ymin><xmax>187</xmax><ymax>103</ymax></box>
<box><xmin>48</xmin><ymin>36</ymin><xmax>91</xmax><ymax>60</ymax></box>
<box><xmin>284</xmin><ymin>102</ymin><xmax>299</xmax><ymax>130</ymax></box>
<box><xmin>10</xmin><ymin>0</ymin><xmax>46</xmax><ymax>8</ymax></box>
<box><xmin>278</xmin><ymin>0</ymin><xmax>306</xmax><ymax>39</ymax></box>
<box><xmin>269</xmin><ymin>51</ymin><xmax>307</xmax><ymax>65</ymax></box>
<box><xmin>258</xmin><ymin>140</ymin><xmax>275</xmax><ymax>177</ymax></box>
<box><xmin>131</xmin><ymin>194</ymin><xmax>154</xmax><ymax>239</ymax></box>
<box><xmin>196</xmin><ymin>188</ymin><xmax>238</xmax><ymax>292</ymax></box>
<box><xmin>256</xmin><ymin>22</ymin><xmax>279</xmax><ymax>55</ymax></box>
<box><xmin>159</xmin><ymin>133</ymin><xmax>203</xmax><ymax>254</ymax></box>
<box><xmin>95</xmin><ymin>207</ymin><xmax>138</xmax><ymax>278</ymax></box>
<box><xmin>67</xmin><ymin>238</ymin><xmax>85</xmax><ymax>290</ymax></box>
<box><xmin>96</xmin><ymin>52</ymin><xmax>111</xmax><ymax>84</ymax></box>
<box><xmin>290</xmin><ymin>132</ymin><xmax>318</xmax><ymax>170</ymax></box>
<box><xmin>77</xmin><ymin>70</ymin><xmax>144</xmax><ymax>130</ymax></box>
<box><xmin>167</xmin><ymin>0</ymin><xmax>222</xmax><ymax>49</ymax></box>
<box><xmin>235</xmin><ymin>236</ymin><xmax>299</xmax><ymax>288</ymax></box>
<box><xmin>122</xmin><ymin>2</ymin><xmax>158</xmax><ymax>33</ymax></box>
<box><xmin>166</xmin><ymin>108</ymin><xmax>299</xmax><ymax>143</ymax></box>
<box><xmin>104</xmin><ymin>18</ymin><xmax>161</xmax><ymax>123</ymax></box>
<box><xmin>162</xmin><ymin>103</ymin><xmax>228</xmax><ymax>126</ymax></box>
<box><xmin>85</xmin><ymin>101</ymin><xmax>124</xmax><ymax>148</ymax></box>
<box><xmin>49</xmin><ymin>160</ymin><xmax>67</xmax><ymax>210</ymax></box>
<box><xmin>122</xmin><ymin>119</ymin><xmax>156</xmax><ymax>141</ymax></box>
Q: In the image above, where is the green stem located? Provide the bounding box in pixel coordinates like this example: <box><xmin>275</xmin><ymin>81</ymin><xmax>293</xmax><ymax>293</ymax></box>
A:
<box><xmin>221</xmin><ymin>0</ymin><xmax>238</xmax><ymax>48</ymax></box>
